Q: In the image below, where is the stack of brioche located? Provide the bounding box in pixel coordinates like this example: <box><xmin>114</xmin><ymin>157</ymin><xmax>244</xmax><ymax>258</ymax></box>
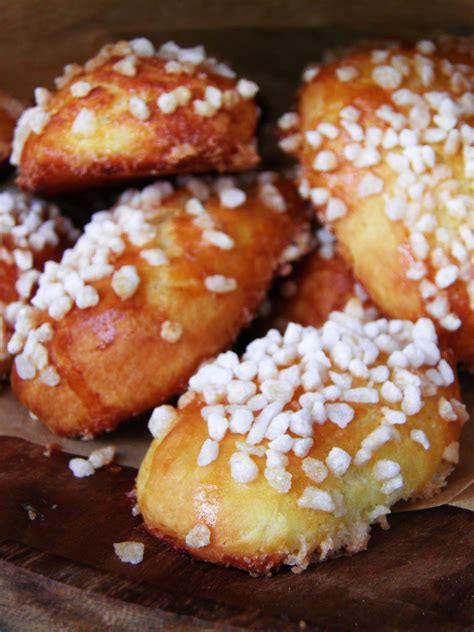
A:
<box><xmin>0</xmin><ymin>34</ymin><xmax>472</xmax><ymax>575</ymax></box>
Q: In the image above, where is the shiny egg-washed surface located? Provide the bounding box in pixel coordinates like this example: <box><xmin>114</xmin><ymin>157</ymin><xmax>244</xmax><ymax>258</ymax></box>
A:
<box><xmin>280</xmin><ymin>36</ymin><xmax>474</xmax><ymax>365</ymax></box>
<box><xmin>11</xmin><ymin>174</ymin><xmax>308</xmax><ymax>437</ymax></box>
<box><xmin>14</xmin><ymin>39</ymin><xmax>260</xmax><ymax>194</ymax></box>
<box><xmin>0</xmin><ymin>188</ymin><xmax>77</xmax><ymax>377</ymax></box>
<box><xmin>138</xmin><ymin>312</ymin><xmax>465</xmax><ymax>575</ymax></box>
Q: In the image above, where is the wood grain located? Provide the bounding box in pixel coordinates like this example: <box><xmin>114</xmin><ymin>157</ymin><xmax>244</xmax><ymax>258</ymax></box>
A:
<box><xmin>0</xmin><ymin>551</ymin><xmax>245</xmax><ymax>632</ymax></box>
<box><xmin>0</xmin><ymin>436</ymin><xmax>473</xmax><ymax>630</ymax></box>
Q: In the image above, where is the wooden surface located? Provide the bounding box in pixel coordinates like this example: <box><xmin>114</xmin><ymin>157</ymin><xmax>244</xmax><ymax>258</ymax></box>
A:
<box><xmin>0</xmin><ymin>436</ymin><xmax>473</xmax><ymax>631</ymax></box>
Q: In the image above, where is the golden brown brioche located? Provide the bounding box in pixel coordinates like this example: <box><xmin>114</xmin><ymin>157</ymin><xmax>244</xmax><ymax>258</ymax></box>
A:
<box><xmin>137</xmin><ymin>312</ymin><xmax>466</xmax><ymax>575</ymax></box>
<box><xmin>0</xmin><ymin>90</ymin><xmax>23</xmax><ymax>164</ymax></box>
<box><xmin>264</xmin><ymin>226</ymin><xmax>379</xmax><ymax>333</ymax></box>
<box><xmin>306</xmin><ymin>33</ymin><xmax>474</xmax><ymax>71</ymax></box>
<box><xmin>0</xmin><ymin>188</ymin><xmax>77</xmax><ymax>377</ymax></box>
<box><xmin>12</xmin><ymin>39</ymin><xmax>260</xmax><ymax>194</ymax></box>
<box><xmin>279</xmin><ymin>36</ymin><xmax>474</xmax><ymax>366</ymax></box>
<box><xmin>10</xmin><ymin>173</ymin><xmax>308</xmax><ymax>437</ymax></box>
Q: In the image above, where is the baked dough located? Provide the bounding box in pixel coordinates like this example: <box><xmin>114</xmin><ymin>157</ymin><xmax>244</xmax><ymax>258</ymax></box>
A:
<box><xmin>264</xmin><ymin>226</ymin><xmax>378</xmax><ymax>333</ymax></box>
<box><xmin>0</xmin><ymin>188</ymin><xmax>77</xmax><ymax>377</ymax></box>
<box><xmin>279</xmin><ymin>36</ymin><xmax>474</xmax><ymax>366</ymax></box>
<box><xmin>13</xmin><ymin>39</ymin><xmax>260</xmax><ymax>194</ymax></box>
<box><xmin>137</xmin><ymin>312</ymin><xmax>465</xmax><ymax>575</ymax></box>
<box><xmin>0</xmin><ymin>90</ymin><xmax>23</xmax><ymax>165</ymax></box>
<box><xmin>11</xmin><ymin>173</ymin><xmax>308</xmax><ymax>436</ymax></box>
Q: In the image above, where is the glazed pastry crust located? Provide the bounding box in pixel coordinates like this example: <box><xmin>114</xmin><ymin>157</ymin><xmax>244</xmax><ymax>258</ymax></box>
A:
<box><xmin>0</xmin><ymin>90</ymin><xmax>23</xmax><ymax>164</ymax></box>
<box><xmin>279</xmin><ymin>250</ymin><xmax>359</xmax><ymax>326</ymax></box>
<box><xmin>0</xmin><ymin>190</ymin><xmax>75</xmax><ymax>378</ymax></box>
<box><xmin>15</xmin><ymin>44</ymin><xmax>259</xmax><ymax>194</ymax></box>
<box><xmin>137</xmin><ymin>347</ymin><xmax>463</xmax><ymax>576</ymax></box>
<box><xmin>286</xmin><ymin>40</ymin><xmax>474</xmax><ymax>365</ymax></box>
<box><xmin>267</xmin><ymin>246</ymin><xmax>377</xmax><ymax>333</ymax></box>
<box><xmin>11</xmin><ymin>179</ymin><xmax>307</xmax><ymax>436</ymax></box>
<box><xmin>0</xmin><ymin>241</ymin><xmax>66</xmax><ymax>377</ymax></box>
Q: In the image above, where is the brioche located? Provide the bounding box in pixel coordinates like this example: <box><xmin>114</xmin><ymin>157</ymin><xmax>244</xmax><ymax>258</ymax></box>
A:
<box><xmin>265</xmin><ymin>226</ymin><xmax>378</xmax><ymax>333</ymax></box>
<box><xmin>137</xmin><ymin>312</ymin><xmax>465</xmax><ymax>575</ymax></box>
<box><xmin>11</xmin><ymin>173</ymin><xmax>308</xmax><ymax>436</ymax></box>
<box><xmin>279</xmin><ymin>36</ymin><xmax>474</xmax><ymax>365</ymax></box>
<box><xmin>13</xmin><ymin>39</ymin><xmax>260</xmax><ymax>194</ymax></box>
<box><xmin>0</xmin><ymin>188</ymin><xmax>77</xmax><ymax>377</ymax></box>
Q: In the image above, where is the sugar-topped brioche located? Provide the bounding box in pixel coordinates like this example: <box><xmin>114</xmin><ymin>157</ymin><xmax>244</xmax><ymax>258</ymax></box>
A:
<box><xmin>0</xmin><ymin>188</ymin><xmax>77</xmax><ymax>377</ymax></box>
<box><xmin>10</xmin><ymin>173</ymin><xmax>308</xmax><ymax>436</ymax></box>
<box><xmin>13</xmin><ymin>39</ymin><xmax>260</xmax><ymax>194</ymax></box>
<box><xmin>137</xmin><ymin>312</ymin><xmax>466</xmax><ymax>575</ymax></box>
<box><xmin>279</xmin><ymin>36</ymin><xmax>474</xmax><ymax>366</ymax></box>
<box><xmin>265</xmin><ymin>226</ymin><xmax>379</xmax><ymax>333</ymax></box>
<box><xmin>0</xmin><ymin>90</ymin><xmax>23</xmax><ymax>164</ymax></box>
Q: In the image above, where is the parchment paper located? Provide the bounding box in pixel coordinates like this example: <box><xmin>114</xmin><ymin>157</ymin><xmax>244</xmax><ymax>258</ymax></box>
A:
<box><xmin>0</xmin><ymin>388</ymin><xmax>150</xmax><ymax>468</ymax></box>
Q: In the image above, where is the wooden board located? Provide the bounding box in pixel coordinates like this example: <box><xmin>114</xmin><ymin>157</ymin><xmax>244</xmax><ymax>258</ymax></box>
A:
<box><xmin>1</xmin><ymin>435</ymin><xmax>473</xmax><ymax>630</ymax></box>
